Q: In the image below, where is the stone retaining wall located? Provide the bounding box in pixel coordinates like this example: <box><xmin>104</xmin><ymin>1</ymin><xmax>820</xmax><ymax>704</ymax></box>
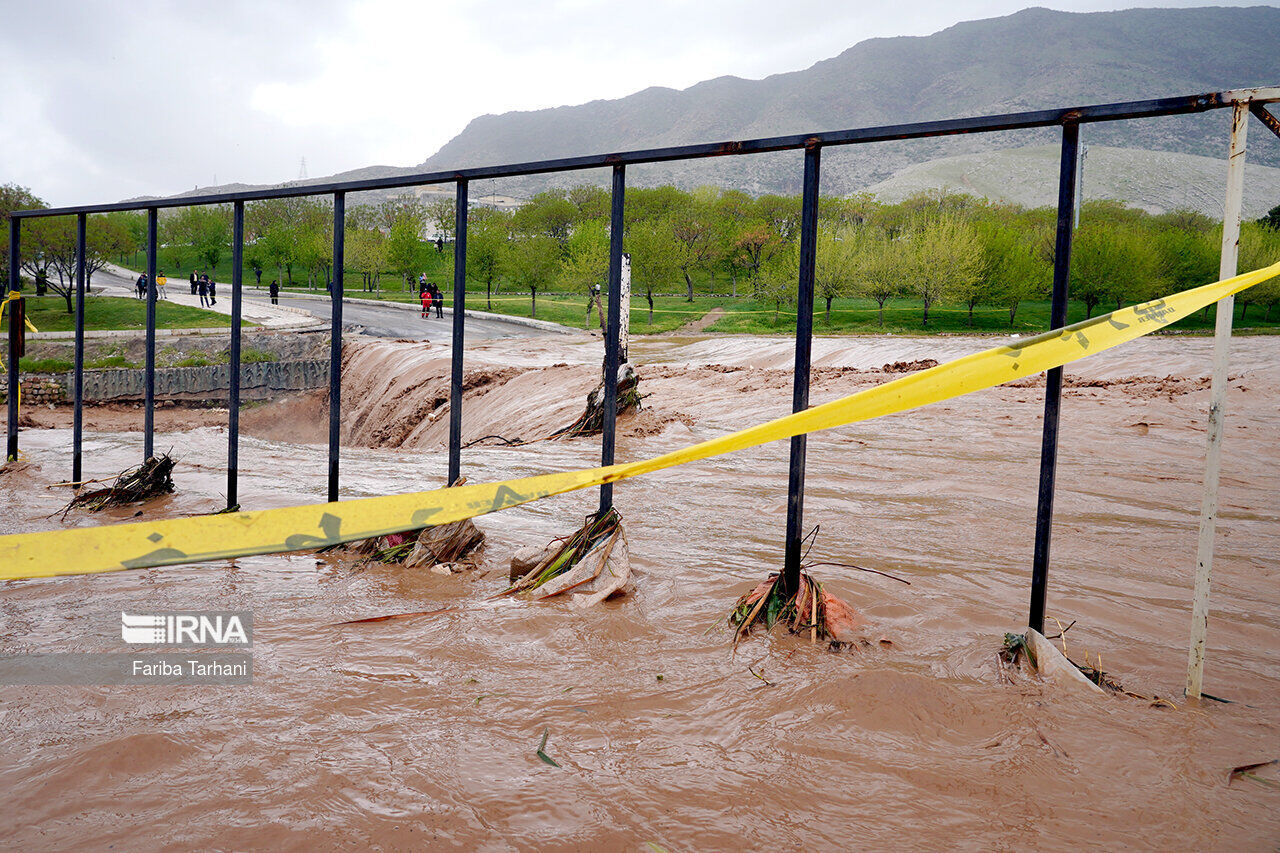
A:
<box><xmin>0</xmin><ymin>359</ymin><xmax>329</xmax><ymax>403</ymax></box>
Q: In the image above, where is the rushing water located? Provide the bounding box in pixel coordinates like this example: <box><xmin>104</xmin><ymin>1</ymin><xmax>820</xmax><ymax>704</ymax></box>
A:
<box><xmin>2</xmin><ymin>331</ymin><xmax>1278</xmax><ymax>850</ymax></box>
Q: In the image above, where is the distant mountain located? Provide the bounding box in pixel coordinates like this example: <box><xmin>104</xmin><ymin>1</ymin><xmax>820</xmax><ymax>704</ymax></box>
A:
<box><xmin>417</xmin><ymin>5</ymin><xmax>1280</xmax><ymax>198</ymax></box>
<box><xmin>155</xmin><ymin>6</ymin><xmax>1280</xmax><ymax>210</ymax></box>
<box><xmin>866</xmin><ymin>144</ymin><xmax>1280</xmax><ymax>218</ymax></box>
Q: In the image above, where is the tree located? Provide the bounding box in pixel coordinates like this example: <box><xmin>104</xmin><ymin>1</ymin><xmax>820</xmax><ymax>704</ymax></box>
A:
<box><xmin>757</xmin><ymin>242</ymin><xmax>799</xmax><ymax>324</ymax></box>
<box><xmin>1070</xmin><ymin>224</ymin><xmax>1160</xmax><ymax>317</ymax></box>
<box><xmin>505</xmin><ymin>234</ymin><xmax>560</xmax><ymax>318</ymax></box>
<box><xmin>904</xmin><ymin>216</ymin><xmax>983</xmax><ymax>327</ymax></box>
<box><xmin>815</xmin><ymin>226</ymin><xmax>857</xmax><ymax>325</ymax></box>
<box><xmin>164</xmin><ymin>205</ymin><xmax>232</xmax><ymax>274</ymax></box>
<box><xmin>734</xmin><ymin>223</ymin><xmax>778</xmax><ymax>300</ymax></box>
<box><xmin>757</xmin><ymin>194</ymin><xmax>802</xmax><ymax>244</ymax></box>
<box><xmin>22</xmin><ymin>216</ymin><xmax>76</xmax><ymax>310</ymax></box>
<box><xmin>512</xmin><ymin>191</ymin><xmax>576</xmax><ymax>246</ymax></box>
<box><xmin>981</xmin><ymin>224</ymin><xmax>1051</xmax><ymax>326</ymax></box>
<box><xmin>848</xmin><ymin>227</ymin><xmax>904</xmax><ymax>327</ymax></box>
<box><xmin>627</xmin><ymin>218</ymin><xmax>680</xmax><ymax>324</ymax></box>
<box><xmin>1256</xmin><ymin>203</ymin><xmax>1280</xmax><ymax>232</ymax></box>
<box><xmin>671</xmin><ymin>203</ymin><xmax>715</xmax><ymax>302</ymax></box>
<box><xmin>560</xmin><ymin>219</ymin><xmax>610</xmax><ymax>329</ymax></box>
<box><xmin>425</xmin><ymin>196</ymin><xmax>456</xmax><ymax>247</ymax></box>
<box><xmin>1238</xmin><ymin>222</ymin><xmax>1280</xmax><ymax>320</ymax></box>
<box><xmin>467</xmin><ymin>208</ymin><xmax>509</xmax><ymax>310</ymax></box>
<box><xmin>385</xmin><ymin>216</ymin><xmax>425</xmax><ymax>289</ymax></box>
<box><xmin>0</xmin><ymin>183</ymin><xmax>45</xmax><ymax>287</ymax></box>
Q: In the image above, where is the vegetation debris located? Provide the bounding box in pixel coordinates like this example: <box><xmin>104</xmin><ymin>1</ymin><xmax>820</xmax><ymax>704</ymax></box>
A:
<box><xmin>552</xmin><ymin>364</ymin><xmax>642</xmax><ymax>439</ymax></box>
<box><xmin>535</xmin><ymin>729</ymin><xmax>561</xmax><ymax>768</ymax></box>
<box><xmin>62</xmin><ymin>454</ymin><xmax>175</xmax><ymax>514</ymax></box>
<box><xmin>504</xmin><ymin>508</ymin><xmax>631</xmax><ymax>605</ymax></box>
<box><xmin>728</xmin><ymin>570</ymin><xmax>862</xmax><ymax>649</ymax></box>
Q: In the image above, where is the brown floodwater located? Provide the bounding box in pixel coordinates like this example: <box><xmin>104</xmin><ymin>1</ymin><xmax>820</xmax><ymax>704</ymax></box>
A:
<box><xmin>2</xmin><ymin>330</ymin><xmax>1278</xmax><ymax>850</ymax></box>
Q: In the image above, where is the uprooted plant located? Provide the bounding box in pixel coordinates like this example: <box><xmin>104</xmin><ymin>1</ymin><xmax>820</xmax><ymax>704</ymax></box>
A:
<box><xmin>504</xmin><ymin>507</ymin><xmax>632</xmax><ymax>606</ymax></box>
<box><xmin>61</xmin><ymin>454</ymin><xmax>175</xmax><ymax>515</ymax></box>
<box><xmin>728</xmin><ymin>570</ymin><xmax>864</xmax><ymax>649</ymax></box>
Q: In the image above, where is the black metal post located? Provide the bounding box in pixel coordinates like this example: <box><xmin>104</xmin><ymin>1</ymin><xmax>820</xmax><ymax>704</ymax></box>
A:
<box><xmin>327</xmin><ymin>192</ymin><xmax>345</xmax><ymax>503</ymax></box>
<box><xmin>144</xmin><ymin>208</ymin><xmax>157</xmax><ymax>460</ymax></box>
<box><xmin>1028</xmin><ymin>122</ymin><xmax>1080</xmax><ymax>634</ymax></box>
<box><xmin>73</xmin><ymin>213</ymin><xmax>86</xmax><ymax>482</ymax></box>
<box><xmin>5</xmin><ymin>218</ymin><xmax>18</xmax><ymax>461</ymax></box>
<box><xmin>448</xmin><ymin>179</ymin><xmax>468</xmax><ymax>486</ymax></box>
<box><xmin>227</xmin><ymin>200</ymin><xmax>244</xmax><ymax>509</ymax></box>
<box><xmin>781</xmin><ymin>143</ymin><xmax>822</xmax><ymax>598</ymax></box>
<box><xmin>598</xmin><ymin>164</ymin><xmax>626</xmax><ymax>515</ymax></box>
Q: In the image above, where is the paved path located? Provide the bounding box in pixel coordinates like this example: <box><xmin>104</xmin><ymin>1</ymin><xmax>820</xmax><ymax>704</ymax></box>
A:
<box><xmin>96</xmin><ymin>266</ymin><xmax>555</xmax><ymax>342</ymax></box>
<box><xmin>262</xmin><ymin>293</ymin><xmax>553</xmax><ymax>341</ymax></box>
<box><xmin>97</xmin><ymin>265</ymin><xmax>320</xmax><ymax>329</ymax></box>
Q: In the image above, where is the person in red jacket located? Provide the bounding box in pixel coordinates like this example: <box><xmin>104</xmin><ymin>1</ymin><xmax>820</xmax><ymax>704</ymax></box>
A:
<box><xmin>420</xmin><ymin>287</ymin><xmax>432</xmax><ymax>319</ymax></box>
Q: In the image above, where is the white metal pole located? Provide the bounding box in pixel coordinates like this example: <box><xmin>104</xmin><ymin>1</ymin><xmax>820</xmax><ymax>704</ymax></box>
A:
<box><xmin>620</xmin><ymin>252</ymin><xmax>631</xmax><ymax>364</ymax></box>
<box><xmin>1186</xmin><ymin>100</ymin><xmax>1249</xmax><ymax>699</ymax></box>
<box><xmin>1073</xmin><ymin>142</ymin><xmax>1087</xmax><ymax>229</ymax></box>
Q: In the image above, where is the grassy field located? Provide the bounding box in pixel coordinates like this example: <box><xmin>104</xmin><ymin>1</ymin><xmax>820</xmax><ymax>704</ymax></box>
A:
<box><xmin>290</xmin><ymin>286</ymin><xmax>741</xmax><ymax>335</ymax></box>
<box><xmin>20</xmin><ymin>295</ymin><xmax>249</xmax><ymax>334</ymax></box>
<box><xmin>284</xmin><ymin>284</ymin><xmax>1280</xmax><ymax>336</ymax></box>
<box><xmin>703</xmin><ymin>296</ymin><xmax>1280</xmax><ymax>335</ymax></box>
<box><xmin>117</xmin><ymin>252</ymin><xmax>1279</xmax><ymax>336</ymax></box>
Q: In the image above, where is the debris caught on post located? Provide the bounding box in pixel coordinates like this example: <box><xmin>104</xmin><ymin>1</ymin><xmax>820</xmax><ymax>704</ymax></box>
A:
<box><xmin>504</xmin><ymin>508</ymin><xmax>631</xmax><ymax>606</ymax></box>
<box><xmin>345</xmin><ymin>478</ymin><xmax>486</xmax><ymax>573</ymax></box>
<box><xmin>728</xmin><ymin>570</ymin><xmax>863</xmax><ymax>649</ymax></box>
<box><xmin>61</xmin><ymin>455</ymin><xmax>175</xmax><ymax>514</ymax></box>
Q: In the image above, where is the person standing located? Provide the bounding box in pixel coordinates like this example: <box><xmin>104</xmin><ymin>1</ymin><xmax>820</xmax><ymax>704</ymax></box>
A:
<box><xmin>197</xmin><ymin>274</ymin><xmax>209</xmax><ymax>307</ymax></box>
<box><xmin>190</xmin><ymin>269</ymin><xmax>198</xmax><ymax>295</ymax></box>
<box><xmin>269</xmin><ymin>279</ymin><xmax>279</xmax><ymax>305</ymax></box>
<box><xmin>136</xmin><ymin>273</ymin><xmax>147</xmax><ymax>299</ymax></box>
<box><xmin>208</xmin><ymin>277</ymin><xmax>217</xmax><ymax>306</ymax></box>
<box><xmin>420</xmin><ymin>286</ymin><xmax>431</xmax><ymax>319</ymax></box>
<box><xmin>434</xmin><ymin>282</ymin><xmax>444</xmax><ymax>318</ymax></box>
<box><xmin>156</xmin><ymin>271</ymin><xmax>168</xmax><ymax>300</ymax></box>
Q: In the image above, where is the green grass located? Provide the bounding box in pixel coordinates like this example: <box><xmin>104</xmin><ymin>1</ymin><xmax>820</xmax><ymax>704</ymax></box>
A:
<box><xmin>20</xmin><ymin>295</ymin><xmax>250</xmax><ymax>333</ymax></box>
<box><xmin>19</xmin><ymin>354</ymin><xmax>143</xmax><ymax>372</ymax></box>
<box><xmin>705</xmin><ymin>296</ymin><xmax>1280</xmax><ymax>336</ymax></box>
<box><xmin>117</xmin><ymin>249</ymin><xmax>1279</xmax><ymax>336</ymax></box>
<box><xmin>277</xmin><ymin>285</ymin><xmax>741</xmax><ymax>334</ymax></box>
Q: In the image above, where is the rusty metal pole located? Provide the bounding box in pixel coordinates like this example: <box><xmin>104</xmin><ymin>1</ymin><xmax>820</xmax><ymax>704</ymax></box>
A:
<box><xmin>73</xmin><ymin>213</ymin><xmax>86</xmax><ymax>482</ymax></box>
<box><xmin>227</xmin><ymin>200</ymin><xmax>244</xmax><ymax>509</ymax></box>
<box><xmin>448</xmin><ymin>179</ymin><xmax>468</xmax><ymax>486</ymax></box>
<box><xmin>5</xmin><ymin>218</ymin><xmax>19</xmax><ymax>461</ymax></box>
<box><xmin>1186</xmin><ymin>100</ymin><xmax>1249</xmax><ymax>699</ymax></box>
<box><xmin>598</xmin><ymin>164</ymin><xmax>626</xmax><ymax>516</ymax></box>
<box><xmin>327</xmin><ymin>192</ymin><xmax>345</xmax><ymax>503</ymax></box>
<box><xmin>144</xmin><ymin>207</ymin><xmax>158</xmax><ymax>460</ymax></box>
<box><xmin>781</xmin><ymin>141</ymin><xmax>821</xmax><ymax>598</ymax></box>
<box><xmin>1027</xmin><ymin>121</ymin><xmax>1080</xmax><ymax>635</ymax></box>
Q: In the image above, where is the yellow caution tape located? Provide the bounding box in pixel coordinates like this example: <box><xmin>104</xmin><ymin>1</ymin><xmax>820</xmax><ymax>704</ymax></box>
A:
<box><xmin>2</xmin><ymin>263</ymin><xmax>1277</xmax><ymax>581</ymax></box>
<box><xmin>1</xmin><ymin>290</ymin><xmax>40</xmax><ymax>421</ymax></box>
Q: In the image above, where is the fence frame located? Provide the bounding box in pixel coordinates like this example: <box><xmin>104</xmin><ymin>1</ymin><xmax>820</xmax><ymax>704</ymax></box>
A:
<box><xmin>6</xmin><ymin>88</ymin><xmax>1280</xmax><ymax>685</ymax></box>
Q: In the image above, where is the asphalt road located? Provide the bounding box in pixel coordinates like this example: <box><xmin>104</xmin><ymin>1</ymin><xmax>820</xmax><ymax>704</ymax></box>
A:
<box><xmin>254</xmin><ymin>294</ymin><xmax>554</xmax><ymax>341</ymax></box>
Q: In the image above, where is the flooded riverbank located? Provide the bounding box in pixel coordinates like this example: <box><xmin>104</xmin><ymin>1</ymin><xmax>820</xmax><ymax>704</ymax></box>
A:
<box><xmin>2</xmin><ymin>331</ymin><xmax>1278</xmax><ymax>849</ymax></box>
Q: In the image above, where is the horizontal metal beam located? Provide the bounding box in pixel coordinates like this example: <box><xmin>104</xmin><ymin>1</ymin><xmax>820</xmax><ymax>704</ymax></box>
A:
<box><xmin>12</xmin><ymin>90</ymin><xmax>1247</xmax><ymax>219</ymax></box>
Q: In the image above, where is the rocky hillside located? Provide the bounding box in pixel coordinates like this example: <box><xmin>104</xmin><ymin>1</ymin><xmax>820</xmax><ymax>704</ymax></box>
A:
<box><xmin>418</xmin><ymin>5</ymin><xmax>1280</xmax><ymax>197</ymax></box>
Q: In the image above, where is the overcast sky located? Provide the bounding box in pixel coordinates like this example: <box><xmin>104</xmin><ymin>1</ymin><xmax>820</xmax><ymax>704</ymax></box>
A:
<box><xmin>0</xmin><ymin>0</ymin><xmax>1272</xmax><ymax>206</ymax></box>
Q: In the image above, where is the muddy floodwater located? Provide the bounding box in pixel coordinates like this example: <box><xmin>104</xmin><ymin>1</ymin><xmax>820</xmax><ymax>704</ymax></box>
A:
<box><xmin>2</xmin><ymin>330</ymin><xmax>1278</xmax><ymax>850</ymax></box>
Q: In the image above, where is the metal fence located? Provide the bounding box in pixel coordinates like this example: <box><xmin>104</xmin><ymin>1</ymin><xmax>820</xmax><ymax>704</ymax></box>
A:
<box><xmin>7</xmin><ymin>87</ymin><xmax>1280</xmax><ymax>674</ymax></box>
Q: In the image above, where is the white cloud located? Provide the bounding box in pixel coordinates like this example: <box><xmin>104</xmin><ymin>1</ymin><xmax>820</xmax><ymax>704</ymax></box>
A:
<box><xmin>0</xmin><ymin>0</ymin><xmax>1272</xmax><ymax>206</ymax></box>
